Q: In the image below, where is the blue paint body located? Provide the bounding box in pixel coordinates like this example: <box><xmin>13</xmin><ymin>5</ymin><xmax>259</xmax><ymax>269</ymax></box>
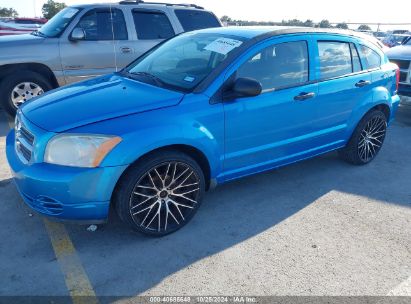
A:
<box><xmin>6</xmin><ymin>27</ymin><xmax>400</xmax><ymax>222</ymax></box>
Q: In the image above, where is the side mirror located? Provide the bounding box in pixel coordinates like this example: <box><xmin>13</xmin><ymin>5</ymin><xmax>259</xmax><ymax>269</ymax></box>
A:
<box><xmin>70</xmin><ymin>28</ymin><xmax>85</xmax><ymax>41</ymax></box>
<box><xmin>224</xmin><ymin>77</ymin><xmax>262</xmax><ymax>100</ymax></box>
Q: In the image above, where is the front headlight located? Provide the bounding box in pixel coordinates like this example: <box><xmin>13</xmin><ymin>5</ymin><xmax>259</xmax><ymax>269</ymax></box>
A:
<box><xmin>45</xmin><ymin>134</ymin><xmax>122</xmax><ymax>168</ymax></box>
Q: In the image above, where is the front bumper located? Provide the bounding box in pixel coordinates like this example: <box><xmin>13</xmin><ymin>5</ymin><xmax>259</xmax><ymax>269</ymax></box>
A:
<box><xmin>398</xmin><ymin>83</ymin><xmax>411</xmax><ymax>97</ymax></box>
<box><xmin>6</xmin><ymin>130</ymin><xmax>128</xmax><ymax>222</ymax></box>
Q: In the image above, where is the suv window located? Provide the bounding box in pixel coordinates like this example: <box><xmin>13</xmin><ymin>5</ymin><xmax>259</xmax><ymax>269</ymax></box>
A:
<box><xmin>318</xmin><ymin>41</ymin><xmax>354</xmax><ymax>79</ymax></box>
<box><xmin>133</xmin><ymin>11</ymin><xmax>175</xmax><ymax>40</ymax></box>
<box><xmin>174</xmin><ymin>10</ymin><xmax>220</xmax><ymax>32</ymax></box>
<box><xmin>77</xmin><ymin>8</ymin><xmax>127</xmax><ymax>41</ymax></box>
<box><xmin>236</xmin><ymin>41</ymin><xmax>309</xmax><ymax>91</ymax></box>
<box><xmin>359</xmin><ymin>45</ymin><xmax>381</xmax><ymax>69</ymax></box>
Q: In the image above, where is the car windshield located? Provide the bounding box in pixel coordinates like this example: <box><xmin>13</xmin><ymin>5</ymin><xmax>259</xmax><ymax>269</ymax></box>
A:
<box><xmin>34</xmin><ymin>7</ymin><xmax>81</xmax><ymax>38</ymax></box>
<box><xmin>403</xmin><ymin>37</ymin><xmax>411</xmax><ymax>45</ymax></box>
<box><xmin>125</xmin><ymin>32</ymin><xmax>247</xmax><ymax>92</ymax></box>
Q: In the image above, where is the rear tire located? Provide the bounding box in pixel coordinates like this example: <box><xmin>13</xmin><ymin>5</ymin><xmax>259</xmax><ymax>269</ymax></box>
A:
<box><xmin>339</xmin><ymin>109</ymin><xmax>387</xmax><ymax>165</ymax></box>
<box><xmin>0</xmin><ymin>71</ymin><xmax>52</xmax><ymax>116</ymax></box>
<box><xmin>114</xmin><ymin>150</ymin><xmax>206</xmax><ymax>236</ymax></box>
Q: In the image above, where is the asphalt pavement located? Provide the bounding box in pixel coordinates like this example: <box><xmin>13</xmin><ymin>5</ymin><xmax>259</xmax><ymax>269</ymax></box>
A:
<box><xmin>0</xmin><ymin>102</ymin><xmax>410</xmax><ymax>301</ymax></box>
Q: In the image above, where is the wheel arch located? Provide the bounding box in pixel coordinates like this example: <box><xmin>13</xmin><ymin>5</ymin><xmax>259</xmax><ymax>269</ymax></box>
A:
<box><xmin>0</xmin><ymin>63</ymin><xmax>59</xmax><ymax>88</ymax></box>
<box><xmin>373</xmin><ymin>103</ymin><xmax>390</xmax><ymax>121</ymax></box>
<box><xmin>115</xmin><ymin>144</ymin><xmax>213</xmax><ymax>192</ymax></box>
<box><xmin>345</xmin><ymin>101</ymin><xmax>390</xmax><ymax>145</ymax></box>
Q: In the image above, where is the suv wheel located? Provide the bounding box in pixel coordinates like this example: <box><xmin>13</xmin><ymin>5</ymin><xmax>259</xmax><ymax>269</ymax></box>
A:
<box><xmin>339</xmin><ymin>109</ymin><xmax>387</xmax><ymax>165</ymax></box>
<box><xmin>0</xmin><ymin>71</ymin><xmax>53</xmax><ymax>116</ymax></box>
<box><xmin>114</xmin><ymin>151</ymin><xmax>205</xmax><ymax>236</ymax></box>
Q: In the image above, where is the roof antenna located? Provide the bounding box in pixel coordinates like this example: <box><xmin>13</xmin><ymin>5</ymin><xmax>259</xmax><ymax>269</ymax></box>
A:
<box><xmin>109</xmin><ymin>3</ymin><xmax>119</xmax><ymax>72</ymax></box>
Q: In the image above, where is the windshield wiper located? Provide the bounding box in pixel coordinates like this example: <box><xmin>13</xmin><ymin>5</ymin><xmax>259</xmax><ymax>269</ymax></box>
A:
<box><xmin>129</xmin><ymin>71</ymin><xmax>167</xmax><ymax>87</ymax></box>
<box><xmin>31</xmin><ymin>30</ymin><xmax>48</xmax><ymax>38</ymax></box>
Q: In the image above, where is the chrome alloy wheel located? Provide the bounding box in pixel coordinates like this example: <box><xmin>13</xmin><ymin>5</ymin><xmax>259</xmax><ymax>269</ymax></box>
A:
<box><xmin>358</xmin><ymin>116</ymin><xmax>387</xmax><ymax>163</ymax></box>
<box><xmin>129</xmin><ymin>162</ymin><xmax>201</xmax><ymax>233</ymax></box>
<box><xmin>11</xmin><ymin>82</ymin><xmax>44</xmax><ymax>108</ymax></box>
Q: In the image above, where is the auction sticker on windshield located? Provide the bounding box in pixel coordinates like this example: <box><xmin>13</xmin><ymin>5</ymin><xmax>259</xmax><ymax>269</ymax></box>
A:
<box><xmin>204</xmin><ymin>38</ymin><xmax>243</xmax><ymax>55</ymax></box>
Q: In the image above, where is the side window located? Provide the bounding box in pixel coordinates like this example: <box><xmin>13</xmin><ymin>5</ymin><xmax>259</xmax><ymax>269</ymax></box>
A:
<box><xmin>133</xmin><ymin>11</ymin><xmax>175</xmax><ymax>40</ymax></box>
<box><xmin>77</xmin><ymin>9</ymin><xmax>127</xmax><ymax>41</ymax></box>
<box><xmin>174</xmin><ymin>10</ymin><xmax>221</xmax><ymax>32</ymax></box>
<box><xmin>359</xmin><ymin>45</ymin><xmax>381</xmax><ymax>69</ymax></box>
<box><xmin>318</xmin><ymin>41</ymin><xmax>352</xmax><ymax>79</ymax></box>
<box><xmin>236</xmin><ymin>41</ymin><xmax>309</xmax><ymax>91</ymax></box>
<box><xmin>350</xmin><ymin>43</ymin><xmax>362</xmax><ymax>73</ymax></box>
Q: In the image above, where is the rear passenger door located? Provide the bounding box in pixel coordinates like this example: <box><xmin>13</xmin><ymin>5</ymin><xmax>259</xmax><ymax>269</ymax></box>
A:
<box><xmin>312</xmin><ymin>36</ymin><xmax>372</xmax><ymax>144</ymax></box>
<box><xmin>128</xmin><ymin>9</ymin><xmax>176</xmax><ymax>60</ymax></box>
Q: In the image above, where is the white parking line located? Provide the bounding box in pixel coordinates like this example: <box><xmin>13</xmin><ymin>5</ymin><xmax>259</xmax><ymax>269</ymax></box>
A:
<box><xmin>387</xmin><ymin>276</ymin><xmax>411</xmax><ymax>296</ymax></box>
<box><xmin>0</xmin><ymin>110</ymin><xmax>98</xmax><ymax>302</ymax></box>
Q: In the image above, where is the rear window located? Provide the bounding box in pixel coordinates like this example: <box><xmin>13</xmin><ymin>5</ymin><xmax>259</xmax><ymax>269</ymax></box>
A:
<box><xmin>174</xmin><ymin>10</ymin><xmax>220</xmax><ymax>32</ymax></box>
<box><xmin>133</xmin><ymin>11</ymin><xmax>175</xmax><ymax>40</ymax></box>
<box><xmin>359</xmin><ymin>45</ymin><xmax>381</xmax><ymax>69</ymax></box>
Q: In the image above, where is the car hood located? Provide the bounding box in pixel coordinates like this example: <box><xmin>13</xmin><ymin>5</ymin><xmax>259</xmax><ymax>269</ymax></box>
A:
<box><xmin>0</xmin><ymin>33</ymin><xmax>44</xmax><ymax>45</ymax></box>
<box><xmin>21</xmin><ymin>74</ymin><xmax>185</xmax><ymax>132</ymax></box>
<box><xmin>386</xmin><ymin>45</ymin><xmax>411</xmax><ymax>60</ymax></box>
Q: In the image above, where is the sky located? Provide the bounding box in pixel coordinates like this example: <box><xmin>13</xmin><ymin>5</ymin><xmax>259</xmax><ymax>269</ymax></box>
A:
<box><xmin>1</xmin><ymin>0</ymin><xmax>410</xmax><ymax>31</ymax></box>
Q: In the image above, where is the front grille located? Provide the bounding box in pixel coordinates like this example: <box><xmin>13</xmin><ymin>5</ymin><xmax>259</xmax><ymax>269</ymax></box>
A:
<box><xmin>15</xmin><ymin>116</ymin><xmax>35</xmax><ymax>163</ymax></box>
<box><xmin>400</xmin><ymin>71</ymin><xmax>408</xmax><ymax>82</ymax></box>
<box><xmin>390</xmin><ymin>59</ymin><xmax>410</xmax><ymax>70</ymax></box>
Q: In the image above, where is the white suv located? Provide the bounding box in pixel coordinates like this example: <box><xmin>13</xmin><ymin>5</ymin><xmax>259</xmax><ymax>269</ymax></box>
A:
<box><xmin>0</xmin><ymin>0</ymin><xmax>221</xmax><ymax>115</ymax></box>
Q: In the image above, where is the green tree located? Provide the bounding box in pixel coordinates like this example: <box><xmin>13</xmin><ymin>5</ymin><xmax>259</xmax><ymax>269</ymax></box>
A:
<box><xmin>303</xmin><ymin>19</ymin><xmax>314</xmax><ymax>27</ymax></box>
<box><xmin>0</xmin><ymin>7</ymin><xmax>18</xmax><ymax>18</ymax></box>
<box><xmin>335</xmin><ymin>22</ymin><xmax>349</xmax><ymax>29</ymax></box>
<box><xmin>220</xmin><ymin>15</ymin><xmax>232</xmax><ymax>23</ymax></box>
<box><xmin>318</xmin><ymin>19</ymin><xmax>331</xmax><ymax>28</ymax></box>
<box><xmin>358</xmin><ymin>24</ymin><xmax>371</xmax><ymax>31</ymax></box>
<box><xmin>42</xmin><ymin>0</ymin><xmax>66</xmax><ymax>19</ymax></box>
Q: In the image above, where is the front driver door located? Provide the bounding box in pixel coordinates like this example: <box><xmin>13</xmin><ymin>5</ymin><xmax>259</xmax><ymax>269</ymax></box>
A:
<box><xmin>60</xmin><ymin>7</ymin><xmax>128</xmax><ymax>84</ymax></box>
<box><xmin>223</xmin><ymin>38</ymin><xmax>321</xmax><ymax>181</ymax></box>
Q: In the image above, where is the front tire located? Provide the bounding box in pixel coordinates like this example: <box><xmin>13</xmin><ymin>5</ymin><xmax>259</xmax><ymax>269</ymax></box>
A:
<box><xmin>339</xmin><ymin>109</ymin><xmax>387</xmax><ymax>165</ymax></box>
<box><xmin>0</xmin><ymin>70</ymin><xmax>52</xmax><ymax>116</ymax></box>
<box><xmin>114</xmin><ymin>150</ymin><xmax>205</xmax><ymax>236</ymax></box>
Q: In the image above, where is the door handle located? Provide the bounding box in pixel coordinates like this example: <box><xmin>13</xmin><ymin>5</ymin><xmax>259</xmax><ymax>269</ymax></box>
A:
<box><xmin>120</xmin><ymin>47</ymin><xmax>133</xmax><ymax>54</ymax></box>
<box><xmin>355</xmin><ymin>80</ymin><xmax>371</xmax><ymax>87</ymax></box>
<box><xmin>294</xmin><ymin>92</ymin><xmax>315</xmax><ymax>101</ymax></box>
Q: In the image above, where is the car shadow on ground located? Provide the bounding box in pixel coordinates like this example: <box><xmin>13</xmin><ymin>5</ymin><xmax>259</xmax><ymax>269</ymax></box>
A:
<box><xmin>61</xmin><ymin>115</ymin><xmax>411</xmax><ymax>296</ymax></box>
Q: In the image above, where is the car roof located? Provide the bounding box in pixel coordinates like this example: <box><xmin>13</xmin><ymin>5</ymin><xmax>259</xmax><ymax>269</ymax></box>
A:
<box><xmin>194</xmin><ymin>26</ymin><xmax>379</xmax><ymax>40</ymax></box>
<box><xmin>191</xmin><ymin>26</ymin><xmax>385</xmax><ymax>50</ymax></box>
<box><xmin>74</xmin><ymin>2</ymin><xmax>206</xmax><ymax>10</ymax></box>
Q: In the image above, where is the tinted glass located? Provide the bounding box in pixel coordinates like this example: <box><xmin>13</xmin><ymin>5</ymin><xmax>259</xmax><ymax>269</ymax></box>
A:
<box><xmin>133</xmin><ymin>11</ymin><xmax>174</xmax><ymax>40</ymax></box>
<box><xmin>359</xmin><ymin>45</ymin><xmax>381</xmax><ymax>69</ymax></box>
<box><xmin>350</xmin><ymin>43</ymin><xmax>362</xmax><ymax>72</ymax></box>
<box><xmin>175</xmin><ymin>10</ymin><xmax>220</xmax><ymax>31</ymax></box>
<box><xmin>236</xmin><ymin>41</ymin><xmax>309</xmax><ymax>91</ymax></box>
<box><xmin>39</xmin><ymin>7</ymin><xmax>81</xmax><ymax>38</ymax></box>
<box><xmin>318</xmin><ymin>41</ymin><xmax>352</xmax><ymax>79</ymax></box>
<box><xmin>77</xmin><ymin>9</ymin><xmax>127</xmax><ymax>41</ymax></box>
<box><xmin>127</xmin><ymin>33</ymin><xmax>247</xmax><ymax>92</ymax></box>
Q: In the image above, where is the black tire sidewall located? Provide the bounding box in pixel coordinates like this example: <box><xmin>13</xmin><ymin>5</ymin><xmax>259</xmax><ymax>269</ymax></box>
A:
<box><xmin>114</xmin><ymin>150</ymin><xmax>206</xmax><ymax>237</ymax></box>
<box><xmin>0</xmin><ymin>71</ymin><xmax>52</xmax><ymax>116</ymax></box>
<box><xmin>340</xmin><ymin>110</ymin><xmax>387</xmax><ymax>165</ymax></box>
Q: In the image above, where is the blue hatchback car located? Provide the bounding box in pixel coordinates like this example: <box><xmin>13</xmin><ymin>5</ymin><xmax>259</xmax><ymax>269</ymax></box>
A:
<box><xmin>6</xmin><ymin>27</ymin><xmax>400</xmax><ymax>236</ymax></box>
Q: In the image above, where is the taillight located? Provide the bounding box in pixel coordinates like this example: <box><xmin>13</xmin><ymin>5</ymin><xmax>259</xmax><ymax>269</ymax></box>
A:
<box><xmin>395</xmin><ymin>68</ymin><xmax>400</xmax><ymax>92</ymax></box>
